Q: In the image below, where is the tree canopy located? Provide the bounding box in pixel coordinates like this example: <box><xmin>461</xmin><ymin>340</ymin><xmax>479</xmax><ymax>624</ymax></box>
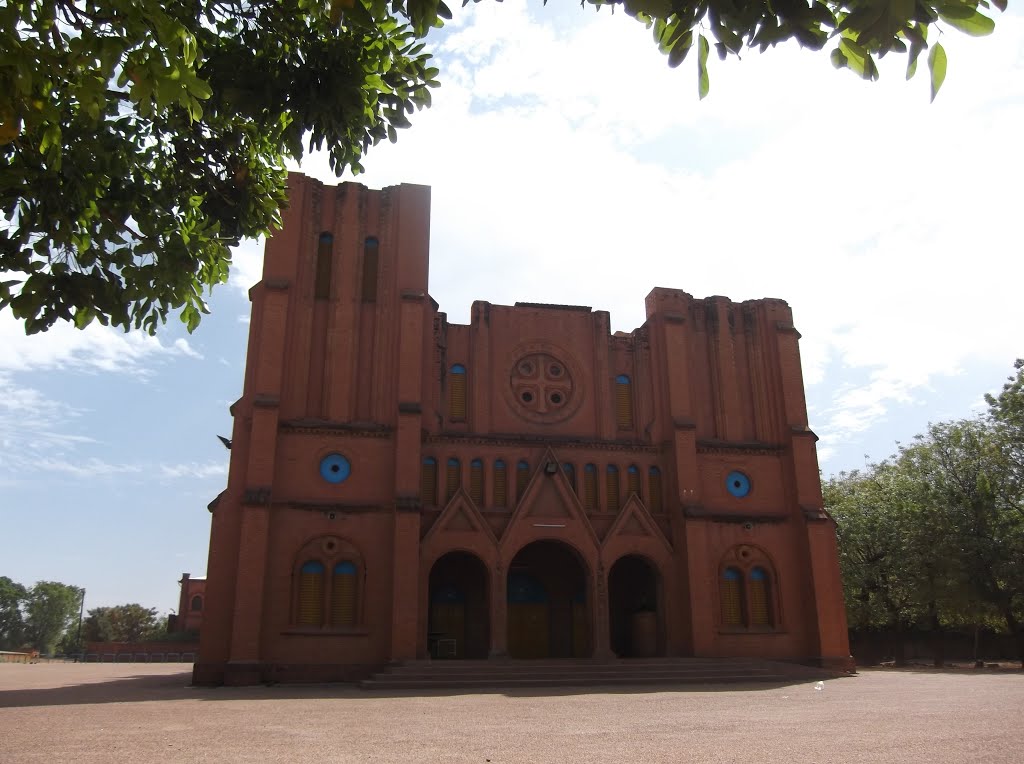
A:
<box><xmin>0</xmin><ymin>0</ymin><xmax>1005</xmax><ymax>334</ymax></box>
<box><xmin>83</xmin><ymin>603</ymin><xmax>164</xmax><ymax>642</ymax></box>
<box><xmin>825</xmin><ymin>359</ymin><xmax>1024</xmax><ymax>665</ymax></box>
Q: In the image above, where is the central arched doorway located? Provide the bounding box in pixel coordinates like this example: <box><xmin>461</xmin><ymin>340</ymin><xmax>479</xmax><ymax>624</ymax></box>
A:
<box><xmin>427</xmin><ymin>551</ymin><xmax>490</xmax><ymax>659</ymax></box>
<box><xmin>507</xmin><ymin>541</ymin><xmax>589</xmax><ymax>659</ymax></box>
<box><xmin>608</xmin><ymin>554</ymin><xmax>663</xmax><ymax>657</ymax></box>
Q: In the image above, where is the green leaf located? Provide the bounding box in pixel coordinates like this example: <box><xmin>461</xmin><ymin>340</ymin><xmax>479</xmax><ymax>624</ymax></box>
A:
<box><xmin>939</xmin><ymin>10</ymin><xmax>996</xmax><ymax>36</ymax></box>
<box><xmin>697</xmin><ymin>34</ymin><xmax>710</xmax><ymax>100</ymax></box>
<box><xmin>928</xmin><ymin>43</ymin><xmax>947</xmax><ymax>102</ymax></box>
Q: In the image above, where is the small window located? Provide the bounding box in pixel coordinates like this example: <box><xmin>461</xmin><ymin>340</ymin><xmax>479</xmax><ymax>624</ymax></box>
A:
<box><xmin>493</xmin><ymin>460</ymin><xmax>508</xmax><ymax>508</ymax></box>
<box><xmin>615</xmin><ymin>374</ymin><xmax>633</xmax><ymax>430</ymax></box>
<box><xmin>314</xmin><ymin>233</ymin><xmax>333</xmax><ymax>300</ymax></box>
<box><xmin>298</xmin><ymin>560</ymin><xmax>325</xmax><ymax>626</ymax></box>
<box><xmin>190</xmin><ymin>595</ymin><xmax>203</xmax><ymax>612</ymax></box>
<box><xmin>606</xmin><ymin>465</ymin><xmax>620</xmax><ymax>511</ymax></box>
<box><xmin>331</xmin><ymin>561</ymin><xmax>357</xmax><ymax>627</ymax></box>
<box><xmin>516</xmin><ymin>460</ymin><xmax>530</xmax><ymax>501</ymax></box>
<box><xmin>583</xmin><ymin>464</ymin><xmax>597</xmax><ymax>511</ymax></box>
<box><xmin>361</xmin><ymin>237</ymin><xmax>379</xmax><ymax>302</ymax></box>
<box><xmin>449</xmin><ymin>364</ymin><xmax>467</xmax><ymax>421</ymax></box>
<box><xmin>446</xmin><ymin>458</ymin><xmax>461</xmax><ymax>502</ymax></box>
<box><xmin>648</xmin><ymin>466</ymin><xmax>663</xmax><ymax>513</ymax></box>
<box><xmin>749</xmin><ymin>567</ymin><xmax>772</xmax><ymax>626</ymax></box>
<box><xmin>421</xmin><ymin>457</ymin><xmax>437</xmax><ymax>505</ymax></box>
<box><xmin>562</xmin><ymin>463</ymin><xmax>576</xmax><ymax>494</ymax></box>
<box><xmin>721</xmin><ymin>567</ymin><xmax>744</xmax><ymax>627</ymax></box>
<box><xmin>470</xmin><ymin>459</ymin><xmax>484</xmax><ymax>506</ymax></box>
<box><xmin>627</xmin><ymin>464</ymin><xmax>641</xmax><ymax>499</ymax></box>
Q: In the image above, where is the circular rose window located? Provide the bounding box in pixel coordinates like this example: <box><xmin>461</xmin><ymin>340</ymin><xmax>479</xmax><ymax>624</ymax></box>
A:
<box><xmin>509</xmin><ymin>351</ymin><xmax>579</xmax><ymax>423</ymax></box>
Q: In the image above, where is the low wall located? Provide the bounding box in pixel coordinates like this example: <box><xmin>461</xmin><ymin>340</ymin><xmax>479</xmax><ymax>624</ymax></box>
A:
<box><xmin>80</xmin><ymin>641</ymin><xmax>200</xmax><ymax>662</ymax></box>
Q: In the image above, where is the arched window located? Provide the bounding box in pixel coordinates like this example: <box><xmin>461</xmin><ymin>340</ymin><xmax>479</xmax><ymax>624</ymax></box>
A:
<box><xmin>449</xmin><ymin>364</ymin><xmax>467</xmax><ymax>421</ymax></box>
<box><xmin>627</xmin><ymin>464</ymin><xmax>641</xmax><ymax>499</ymax></box>
<box><xmin>314</xmin><ymin>233</ymin><xmax>333</xmax><ymax>299</ymax></box>
<box><xmin>562</xmin><ymin>463</ymin><xmax>576</xmax><ymax>494</ymax></box>
<box><xmin>421</xmin><ymin>457</ymin><xmax>437</xmax><ymax>505</ymax></box>
<box><xmin>470</xmin><ymin>459</ymin><xmax>484</xmax><ymax>506</ymax></box>
<box><xmin>331</xmin><ymin>561</ymin><xmax>358</xmax><ymax>627</ymax></box>
<box><xmin>721</xmin><ymin>567</ymin><xmax>744</xmax><ymax>627</ymax></box>
<box><xmin>297</xmin><ymin>560</ymin><xmax>325</xmax><ymax>626</ymax></box>
<box><xmin>719</xmin><ymin>551</ymin><xmax>777</xmax><ymax>630</ymax></box>
<box><xmin>516</xmin><ymin>460</ymin><xmax>530</xmax><ymax>501</ymax></box>
<box><xmin>446</xmin><ymin>458</ymin><xmax>461</xmax><ymax>502</ymax></box>
<box><xmin>606</xmin><ymin>465</ymin><xmax>620</xmax><ymax>511</ymax></box>
<box><xmin>361</xmin><ymin>236</ymin><xmax>379</xmax><ymax>302</ymax></box>
<box><xmin>615</xmin><ymin>374</ymin><xmax>633</xmax><ymax>430</ymax></box>
<box><xmin>493</xmin><ymin>460</ymin><xmax>508</xmax><ymax>508</ymax></box>
<box><xmin>749</xmin><ymin>567</ymin><xmax>772</xmax><ymax>626</ymax></box>
<box><xmin>648</xmin><ymin>466</ymin><xmax>663</xmax><ymax>512</ymax></box>
<box><xmin>583</xmin><ymin>464</ymin><xmax>598</xmax><ymax>511</ymax></box>
<box><xmin>190</xmin><ymin>595</ymin><xmax>203</xmax><ymax>612</ymax></box>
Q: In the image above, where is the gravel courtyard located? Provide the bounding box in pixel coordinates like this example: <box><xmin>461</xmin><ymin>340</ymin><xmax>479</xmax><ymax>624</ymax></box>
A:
<box><xmin>2</xmin><ymin>664</ymin><xmax>1022</xmax><ymax>763</ymax></box>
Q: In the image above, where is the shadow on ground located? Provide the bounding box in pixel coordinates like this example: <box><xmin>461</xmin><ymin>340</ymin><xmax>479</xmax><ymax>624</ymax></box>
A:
<box><xmin>0</xmin><ymin>669</ymin><xmax>852</xmax><ymax>708</ymax></box>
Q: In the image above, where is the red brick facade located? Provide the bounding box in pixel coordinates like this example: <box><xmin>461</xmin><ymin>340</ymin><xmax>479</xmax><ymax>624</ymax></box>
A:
<box><xmin>174</xmin><ymin>573</ymin><xmax>206</xmax><ymax>634</ymax></box>
<box><xmin>194</xmin><ymin>174</ymin><xmax>852</xmax><ymax>685</ymax></box>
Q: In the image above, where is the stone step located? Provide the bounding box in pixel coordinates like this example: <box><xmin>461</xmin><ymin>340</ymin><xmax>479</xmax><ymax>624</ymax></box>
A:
<box><xmin>361</xmin><ymin>673</ymin><xmax>794</xmax><ymax>690</ymax></box>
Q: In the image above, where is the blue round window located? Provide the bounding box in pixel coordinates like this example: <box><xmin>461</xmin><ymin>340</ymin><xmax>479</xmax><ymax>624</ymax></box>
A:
<box><xmin>726</xmin><ymin>471</ymin><xmax>751</xmax><ymax>498</ymax></box>
<box><xmin>320</xmin><ymin>453</ymin><xmax>351</xmax><ymax>484</ymax></box>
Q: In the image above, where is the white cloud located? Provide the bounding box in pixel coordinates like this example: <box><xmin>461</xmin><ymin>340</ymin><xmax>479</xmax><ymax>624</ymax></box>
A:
<box><xmin>160</xmin><ymin>462</ymin><xmax>228</xmax><ymax>480</ymax></box>
<box><xmin>32</xmin><ymin>456</ymin><xmax>143</xmax><ymax>478</ymax></box>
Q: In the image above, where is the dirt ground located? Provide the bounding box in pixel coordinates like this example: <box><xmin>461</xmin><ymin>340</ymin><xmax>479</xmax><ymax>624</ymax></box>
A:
<box><xmin>1</xmin><ymin>664</ymin><xmax>1022</xmax><ymax>763</ymax></box>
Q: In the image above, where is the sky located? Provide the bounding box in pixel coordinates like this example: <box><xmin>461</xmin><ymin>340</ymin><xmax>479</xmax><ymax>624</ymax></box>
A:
<box><xmin>2</xmin><ymin>3</ymin><xmax>1022</xmax><ymax>618</ymax></box>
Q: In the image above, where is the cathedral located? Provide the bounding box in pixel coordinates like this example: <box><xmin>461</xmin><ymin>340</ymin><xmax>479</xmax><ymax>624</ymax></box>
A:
<box><xmin>194</xmin><ymin>174</ymin><xmax>852</xmax><ymax>685</ymax></box>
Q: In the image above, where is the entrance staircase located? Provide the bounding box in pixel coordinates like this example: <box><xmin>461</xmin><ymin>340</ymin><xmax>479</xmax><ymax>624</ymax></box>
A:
<box><xmin>360</xmin><ymin>657</ymin><xmax>839</xmax><ymax>690</ymax></box>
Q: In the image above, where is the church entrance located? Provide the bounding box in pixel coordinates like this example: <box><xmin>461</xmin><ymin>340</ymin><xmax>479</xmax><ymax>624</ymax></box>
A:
<box><xmin>507</xmin><ymin>541</ymin><xmax>590</xmax><ymax>659</ymax></box>
<box><xmin>427</xmin><ymin>551</ymin><xmax>490</xmax><ymax>659</ymax></box>
<box><xmin>608</xmin><ymin>554</ymin><xmax>662</xmax><ymax>658</ymax></box>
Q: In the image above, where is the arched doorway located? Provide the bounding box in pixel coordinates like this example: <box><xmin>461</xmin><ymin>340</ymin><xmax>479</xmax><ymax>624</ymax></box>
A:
<box><xmin>507</xmin><ymin>541</ymin><xmax>589</xmax><ymax>659</ymax></box>
<box><xmin>608</xmin><ymin>555</ymin><xmax>662</xmax><ymax>658</ymax></box>
<box><xmin>427</xmin><ymin>551</ymin><xmax>490</xmax><ymax>659</ymax></box>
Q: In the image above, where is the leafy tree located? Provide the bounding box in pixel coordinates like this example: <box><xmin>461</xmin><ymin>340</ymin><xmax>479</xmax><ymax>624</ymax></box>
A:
<box><xmin>83</xmin><ymin>603</ymin><xmax>163</xmax><ymax>642</ymax></box>
<box><xmin>0</xmin><ymin>0</ymin><xmax>1006</xmax><ymax>335</ymax></box>
<box><xmin>22</xmin><ymin>581</ymin><xmax>83</xmax><ymax>654</ymax></box>
<box><xmin>0</xmin><ymin>576</ymin><xmax>28</xmax><ymax>650</ymax></box>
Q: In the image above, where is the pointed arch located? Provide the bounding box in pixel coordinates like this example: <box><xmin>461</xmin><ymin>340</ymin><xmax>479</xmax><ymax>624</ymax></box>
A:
<box><xmin>626</xmin><ymin>464</ymin><xmax>641</xmax><ymax>500</ymax></box>
<box><xmin>562</xmin><ymin>463</ymin><xmax>576</xmax><ymax>494</ymax></box>
<box><xmin>749</xmin><ymin>566</ymin><xmax>773</xmax><ymax>626</ymax></box>
<box><xmin>515</xmin><ymin>460</ymin><xmax>530</xmax><ymax>502</ymax></box>
<box><xmin>297</xmin><ymin>560</ymin><xmax>325</xmax><ymax>626</ymax></box>
<box><xmin>721</xmin><ymin>567</ymin><xmax>744</xmax><ymax>627</ymax></box>
<box><xmin>331</xmin><ymin>561</ymin><xmax>357</xmax><ymax>627</ymax></box>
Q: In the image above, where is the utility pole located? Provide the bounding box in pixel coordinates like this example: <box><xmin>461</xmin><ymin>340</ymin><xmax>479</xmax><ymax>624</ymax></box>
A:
<box><xmin>75</xmin><ymin>587</ymin><xmax>85</xmax><ymax>657</ymax></box>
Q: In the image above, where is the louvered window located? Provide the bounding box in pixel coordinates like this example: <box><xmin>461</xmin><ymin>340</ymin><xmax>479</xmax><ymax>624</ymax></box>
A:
<box><xmin>648</xmin><ymin>466</ymin><xmax>663</xmax><ymax>512</ymax></box>
<box><xmin>361</xmin><ymin>237</ymin><xmax>379</xmax><ymax>302</ymax></box>
<box><xmin>516</xmin><ymin>460</ymin><xmax>530</xmax><ymax>501</ymax></box>
<box><xmin>446</xmin><ymin>458</ymin><xmax>461</xmax><ymax>502</ymax></box>
<box><xmin>314</xmin><ymin>233</ymin><xmax>333</xmax><ymax>300</ymax></box>
<box><xmin>606</xmin><ymin>465</ymin><xmax>620</xmax><ymax>511</ymax></box>
<box><xmin>421</xmin><ymin>457</ymin><xmax>437</xmax><ymax>505</ymax></box>
<box><xmin>615</xmin><ymin>374</ymin><xmax>633</xmax><ymax>429</ymax></box>
<box><xmin>297</xmin><ymin>561</ymin><xmax>325</xmax><ymax>626</ymax></box>
<box><xmin>331</xmin><ymin>561</ymin><xmax>357</xmax><ymax>627</ymax></box>
<box><xmin>562</xmin><ymin>463</ymin><xmax>576</xmax><ymax>493</ymax></box>
<box><xmin>721</xmin><ymin>568</ymin><xmax>744</xmax><ymax>627</ymax></box>
<box><xmin>470</xmin><ymin>459</ymin><xmax>484</xmax><ymax>506</ymax></box>
<box><xmin>493</xmin><ymin>460</ymin><xmax>507</xmax><ymax>507</ymax></box>
<box><xmin>627</xmin><ymin>464</ymin><xmax>641</xmax><ymax>499</ymax></box>
<box><xmin>449</xmin><ymin>364</ymin><xmax>467</xmax><ymax>421</ymax></box>
<box><xmin>583</xmin><ymin>464</ymin><xmax>597</xmax><ymax>511</ymax></box>
<box><xmin>749</xmin><ymin>567</ymin><xmax>772</xmax><ymax>626</ymax></box>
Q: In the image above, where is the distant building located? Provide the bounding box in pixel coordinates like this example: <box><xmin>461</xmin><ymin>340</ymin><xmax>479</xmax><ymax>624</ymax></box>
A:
<box><xmin>169</xmin><ymin>573</ymin><xmax>205</xmax><ymax>634</ymax></box>
<box><xmin>195</xmin><ymin>174</ymin><xmax>852</xmax><ymax>685</ymax></box>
